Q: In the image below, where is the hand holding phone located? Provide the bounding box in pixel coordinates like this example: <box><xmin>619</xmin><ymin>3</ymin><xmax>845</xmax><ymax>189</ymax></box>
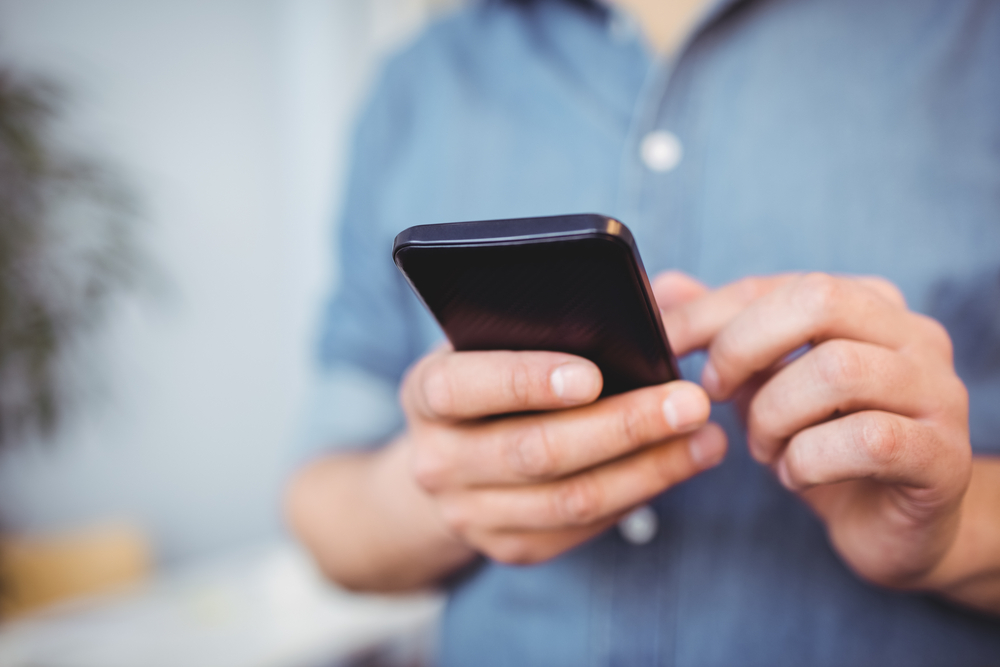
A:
<box><xmin>396</xmin><ymin>344</ymin><xmax>723</xmax><ymax>564</ymax></box>
<box><xmin>388</xmin><ymin>215</ymin><xmax>726</xmax><ymax>565</ymax></box>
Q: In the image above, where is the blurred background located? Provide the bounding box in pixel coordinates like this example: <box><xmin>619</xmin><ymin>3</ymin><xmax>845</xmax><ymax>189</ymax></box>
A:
<box><xmin>0</xmin><ymin>1</ymin><xmax>455</xmax><ymax>664</ymax></box>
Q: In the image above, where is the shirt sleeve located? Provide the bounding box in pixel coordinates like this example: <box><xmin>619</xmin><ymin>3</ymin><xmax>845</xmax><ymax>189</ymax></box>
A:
<box><xmin>294</xmin><ymin>364</ymin><xmax>405</xmax><ymax>463</ymax></box>
<box><xmin>300</xmin><ymin>52</ymin><xmax>442</xmax><ymax>458</ymax></box>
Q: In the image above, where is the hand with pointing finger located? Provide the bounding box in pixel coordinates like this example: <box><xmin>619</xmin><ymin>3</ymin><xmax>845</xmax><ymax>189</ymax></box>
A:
<box><xmin>660</xmin><ymin>271</ymin><xmax>972</xmax><ymax>590</ymax></box>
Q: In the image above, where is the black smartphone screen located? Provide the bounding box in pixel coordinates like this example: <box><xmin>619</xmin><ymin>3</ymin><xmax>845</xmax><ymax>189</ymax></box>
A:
<box><xmin>392</xmin><ymin>214</ymin><xmax>679</xmax><ymax>396</ymax></box>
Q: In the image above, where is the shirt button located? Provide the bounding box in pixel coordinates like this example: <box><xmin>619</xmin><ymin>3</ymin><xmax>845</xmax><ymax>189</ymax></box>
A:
<box><xmin>640</xmin><ymin>130</ymin><xmax>683</xmax><ymax>172</ymax></box>
<box><xmin>618</xmin><ymin>504</ymin><xmax>658</xmax><ymax>545</ymax></box>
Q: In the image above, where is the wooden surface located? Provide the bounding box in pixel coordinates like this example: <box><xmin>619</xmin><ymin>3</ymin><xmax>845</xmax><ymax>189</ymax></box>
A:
<box><xmin>0</xmin><ymin>523</ymin><xmax>151</xmax><ymax>619</ymax></box>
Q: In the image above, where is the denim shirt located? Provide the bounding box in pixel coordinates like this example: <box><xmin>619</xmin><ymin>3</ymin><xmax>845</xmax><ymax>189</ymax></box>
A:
<box><xmin>307</xmin><ymin>0</ymin><xmax>1000</xmax><ymax>664</ymax></box>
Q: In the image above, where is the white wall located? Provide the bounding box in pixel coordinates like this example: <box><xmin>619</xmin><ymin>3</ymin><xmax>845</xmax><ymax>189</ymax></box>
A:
<box><xmin>0</xmin><ymin>0</ymin><xmax>451</xmax><ymax>563</ymax></box>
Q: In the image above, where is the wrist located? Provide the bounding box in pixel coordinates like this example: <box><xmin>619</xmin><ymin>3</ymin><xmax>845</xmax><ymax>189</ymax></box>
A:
<box><xmin>912</xmin><ymin>457</ymin><xmax>1000</xmax><ymax>614</ymax></box>
<box><xmin>373</xmin><ymin>434</ymin><xmax>477</xmax><ymax>573</ymax></box>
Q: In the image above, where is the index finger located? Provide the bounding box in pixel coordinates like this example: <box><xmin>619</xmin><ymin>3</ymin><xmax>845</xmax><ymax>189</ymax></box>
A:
<box><xmin>702</xmin><ymin>273</ymin><xmax>918</xmax><ymax>400</ymax></box>
<box><xmin>660</xmin><ymin>274</ymin><xmax>798</xmax><ymax>356</ymax></box>
<box><xmin>435</xmin><ymin>380</ymin><xmax>712</xmax><ymax>487</ymax></box>
<box><xmin>402</xmin><ymin>349</ymin><xmax>603</xmax><ymax>422</ymax></box>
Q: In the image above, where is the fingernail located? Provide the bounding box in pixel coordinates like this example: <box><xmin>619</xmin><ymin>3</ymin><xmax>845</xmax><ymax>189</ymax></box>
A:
<box><xmin>550</xmin><ymin>363</ymin><xmax>599</xmax><ymax>402</ymax></box>
<box><xmin>662</xmin><ymin>384</ymin><xmax>708</xmax><ymax>432</ymax></box>
<box><xmin>688</xmin><ymin>428</ymin><xmax>725</xmax><ymax>468</ymax></box>
<box><xmin>701</xmin><ymin>361</ymin><xmax>721</xmax><ymax>395</ymax></box>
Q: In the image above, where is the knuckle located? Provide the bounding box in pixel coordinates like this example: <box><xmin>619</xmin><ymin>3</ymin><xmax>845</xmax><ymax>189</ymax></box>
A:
<box><xmin>794</xmin><ymin>272</ymin><xmax>841</xmax><ymax>321</ymax></box>
<box><xmin>929</xmin><ymin>375</ymin><xmax>968</xmax><ymax>423</ymax></box>
<box><xmin>411</xmin><ymin>445</ymin><xmax>452</xmax><ymax>493</ymax></box>
<box><xmin>488</xmin><ymin>536</ymin><xmax>537</xmax><ymax>566</ymax></box>
<box><xmin>503</xmin><ymin>358</ymin><xmax>534</xmax><ymax>408</ymax></box>
<box><xmin>916</xmin><ymin>315</ymin><xmax>954</xmax><ymax>361</ymax></box>
<box><xmin>437</xmin><ymin>500</ymin><xmax>470</xmax><ymax>535</ymax></box>
<box><xmin>505</xmin><ymin>422</ymin><xmax>558</xmax><ymax>479</ymax></box>
<box><xmin>614</xmin><ymin>401</ymin><xmax>649</xmax><ymax>448</ymax></box>
<box><xmin>855</xmin><ymin>413</ymin><xmax>902</xmax><ymax>467</ymax></box>
<box><xmin>551</xmin><ymin>476</ymin><xmax>603</xmax><ymax>526</ymax></box>
<box><xmin>747</xmin><ymin>394</ymin><xmax>782</xmax><ymax>444</ymax></box>
<box><xmin>736</xmin><ymin>275</ymin><xmax>765</xmax><ymax>302</ymax></box>
<box><xmin>710</xmin><ymin>331</ymin><xmax>750</xmax><ymax>378</ymax></box>
<box><xmin>948</xmin><ymin>377</ymin><xmax>970</xmax><ymax>416</ymax></box>
<box><xmin>711</xmin><ymin>329</ymin><xmax>762</xmax><ymax>383</ymax></box>
<box><xmin>711</xmin><ymin>332</ymin><xmax>741</xmax><ymax>368</ymax></box>
<box><xmin>811</xmin><ymin>340</ymin><xmax>864</xmax><ymax>392</ymax></box>
<box><xmin>869</xmin><ymin>276</ymin><xmax>906</xmax><ymax>306</ymax></box>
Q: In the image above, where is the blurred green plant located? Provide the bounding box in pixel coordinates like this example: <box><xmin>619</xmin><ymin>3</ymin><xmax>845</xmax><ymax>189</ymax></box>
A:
<box><xmin>0</xmin><ymin>68</ymin><xmax>139</xmax><ymax>448</ymax></box>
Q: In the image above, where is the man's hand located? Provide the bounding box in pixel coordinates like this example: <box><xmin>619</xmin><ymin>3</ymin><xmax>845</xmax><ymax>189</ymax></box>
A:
<box><xmin>287</xmin><ymin>273</ymin><xmax>725</xmax><ymax>592</ymax></box>
<box><xmin>399</xmin><ymin>345</ymin><xmax>726</xmax><ymax>565</ymax></box>
<box><xmin>664</xmin><ymin>271</ymin><xmax>974</xmax><ymax>590</ymax></box>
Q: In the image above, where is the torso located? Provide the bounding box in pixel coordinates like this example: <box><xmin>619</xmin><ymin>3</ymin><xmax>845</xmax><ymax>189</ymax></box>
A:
<box><xmin>327</xmin><ymin>1</ymin><xmax>1000</xmax><ymax>662</ymax></box>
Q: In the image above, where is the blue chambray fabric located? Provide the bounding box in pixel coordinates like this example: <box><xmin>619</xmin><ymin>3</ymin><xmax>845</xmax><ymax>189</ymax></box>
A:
<box><xmin>310</xmin><ymin>0</ymin><xmax>1000</xmax><ymax>664</ymax></box>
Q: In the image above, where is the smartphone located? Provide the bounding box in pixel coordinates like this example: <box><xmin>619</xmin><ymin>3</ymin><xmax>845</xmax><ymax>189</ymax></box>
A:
<box><xmin>392</xmin><ymin>213</ymin><xmax>679</xmax><ymax>396</ymax></box>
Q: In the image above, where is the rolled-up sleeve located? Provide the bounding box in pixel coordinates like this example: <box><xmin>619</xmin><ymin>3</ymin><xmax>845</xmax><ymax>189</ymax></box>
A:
<box><xmin>299</xmin><ymin>51</ymin><xmax>442</xmax><ymax>460</ymax></box>
<box><xmin>295</xmin><ymin>364</ymin><xmax>405</xmax><ymax>461</ymax></box>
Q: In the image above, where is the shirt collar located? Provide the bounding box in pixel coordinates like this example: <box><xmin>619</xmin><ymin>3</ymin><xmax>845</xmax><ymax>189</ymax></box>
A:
<box><xmin>592</xmin><ymin>0</ymin><xmax>751</xmax><ymax>58</ymax></box>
